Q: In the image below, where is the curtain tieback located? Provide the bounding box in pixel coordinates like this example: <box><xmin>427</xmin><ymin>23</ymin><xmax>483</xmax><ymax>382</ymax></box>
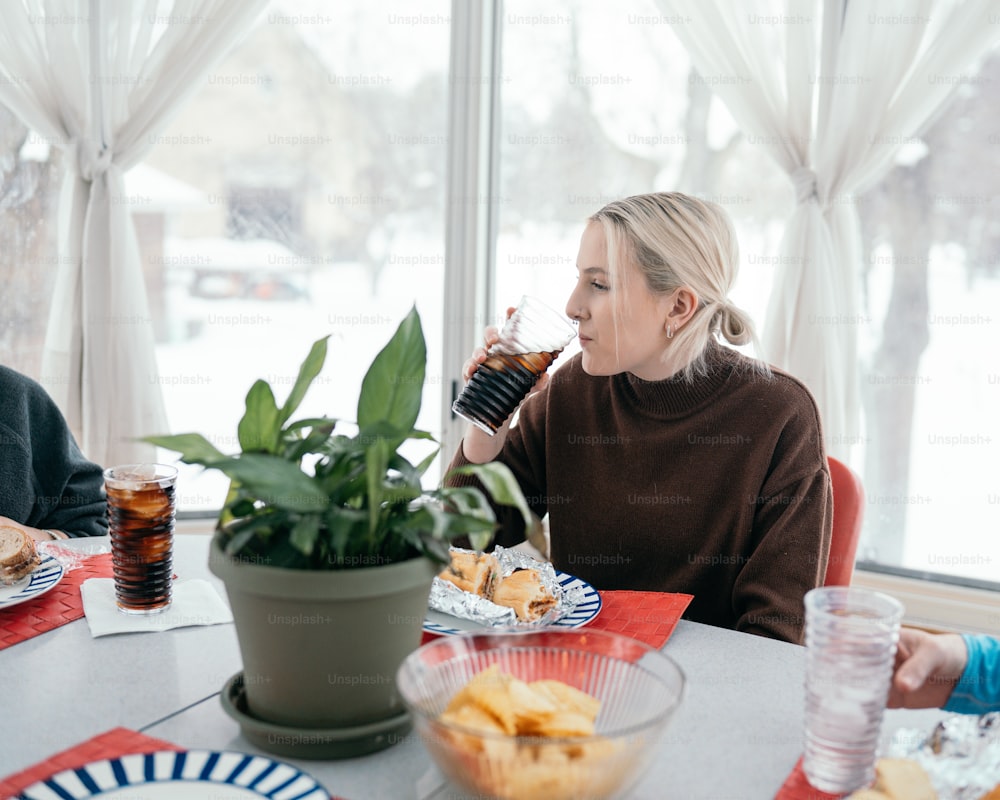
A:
<box><xmin>791</xmin><ymin>166</ymin><xmax>819</xmax><ymax>204</ymax></box>
<box><xmin>70</xmin><ymin>139</ymin><xmax>113</xmax><ymax>181</ymax></box>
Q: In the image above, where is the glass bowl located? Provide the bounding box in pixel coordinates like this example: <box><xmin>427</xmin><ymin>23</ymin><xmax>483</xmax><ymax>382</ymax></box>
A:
<box><xmin>396</xmin><ymin>629</ymin><xmax>685</xmax><ymax>800</ymax></box>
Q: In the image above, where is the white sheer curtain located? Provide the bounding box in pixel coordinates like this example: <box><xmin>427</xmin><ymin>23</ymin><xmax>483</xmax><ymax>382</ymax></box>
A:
<box><xmin>0</xmin><ymin>0</ymin><xmax>266</xmax><ymax>466</ymax></box>
<box><xmin>657</xmin><ymin>0</ymin><xmax>1000</xmax><ymax>459</ymax></box>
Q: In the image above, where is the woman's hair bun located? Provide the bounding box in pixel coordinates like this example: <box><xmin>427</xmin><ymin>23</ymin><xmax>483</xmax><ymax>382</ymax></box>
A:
<box><xmin>717</xmin><ymin>304</ymin><xmax>753</xmax><ymax>346</ymax></box>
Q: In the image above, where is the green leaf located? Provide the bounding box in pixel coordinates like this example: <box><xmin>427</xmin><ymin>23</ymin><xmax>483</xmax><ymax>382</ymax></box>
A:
<box><xmin>218</xmin><ymin>480</ymin><xmax>246</xmax><ymax>528</ymax></box>
<box><xmin>412</xmin><ymin>447</ymin><xmax>439</xmax><ymax>479</ymax></box>
<box><xmin>467</xmin><ymin>529</ymin><xmax>493</xmax><ymax>551</ymax></box>
<box><xmin>357</xmin><ymin>306</ymin><xmax>425</xmax><ymax>432</ymax></box>
<box><xmin>326</xmin><ymin>506</ymin><xmax>369</xmax><ymax>565</ymax></box>
<box><xmin>218</xmin><ymin>512</ymin><xmax>289</xmax><ymax>558</ymax></box>
<box><xmin>227</xmin><ymin>497</ymin><xmax>256</xmax><ymax>519</ymax></box>
<box><xmin>290</xmin><ymin>515</ymin><xmax>321</xmax><ymax>556</ymax></box>
<box><xmin>386</xmin><ymin>451</ymin><xmax>425</xmax><ymax>490</ymax></box>
<box><xmin>408</xmin><ymin>504</ymin><xmax>448</xmax><ymax>541</ymax></box>
<box><xmin>421</xmin><ymin>533</ymin><xmax>452</xmax><ymax>564</ymax></box>
<box><xmin>284</xmin><ymin>416</ymin><xmax>337</xmax><ymax>434</ymax></box>
<box><xmin>447</xmin><ymin>462</ymin><xmax>532</xmax><ymax>534</ymax></box>
<box><xmin>142</xmin><ymin>433</ymin><xmax>226</xmax><ymax>466</ymax></box>
<box><xmin>222</xmin><ymin>524</ymin><xmax>262</xmax><ymax>557</ymax></box>
<box><xmin>399</xmin><ymin>503</ymin><xmax>493</xmax><ymax>556</ymax></box>
<box><xmin>209</xmin><ymin>454</ymin><xmax>329</xmax><ymax>512</ymax></box>
<box><xmin>364</xmin><ymin>438</ymin><xmax>391</xmax><ymax>539</ymax></box>
<box><xmin>238</xmin><ymin>380</ymin><xmax>280</xmax><ymax>453</ymax></box>
<box><xmin>280</xmin><ymin>337</ymin><xmax>329</xmax><ymax>425</ymax></box>
<box><xmin>284</xmin><ymin>426</ymin><xmax>338</xmax><ymax>462</ymax></box>
<box><xmin>437</xmin><ymin>486</ymin><xmax>497</xmax><ymax>521</ymax></box>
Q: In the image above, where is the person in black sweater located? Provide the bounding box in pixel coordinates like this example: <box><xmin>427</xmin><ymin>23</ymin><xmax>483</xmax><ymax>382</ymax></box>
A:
<box><xmin>0</xmin><ymin>365</ymin><xmax>107</xmax><ymax>541</ymax></box>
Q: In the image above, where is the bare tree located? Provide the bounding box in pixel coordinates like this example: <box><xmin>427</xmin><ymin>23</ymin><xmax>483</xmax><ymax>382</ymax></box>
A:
<box><xmin>858</xmin><ymin>50</ymin><xmax>1000</xmax><ymax>563</ymax></box>
<box><xmin>858</xmin><ymin>159</ymin><xmax>933</xmax><ymax>562</ymax></box>
<box><xmin>675</xmin><ymin>67</ymin><xmax>743</xmax><ymax>197</ymax></box>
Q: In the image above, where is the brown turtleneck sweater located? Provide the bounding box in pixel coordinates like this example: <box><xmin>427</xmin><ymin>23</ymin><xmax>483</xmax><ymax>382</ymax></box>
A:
<box><xmin>447</xmin><ymin>342</ymin><xmax>832</xmax><ymax>643</ymax></box>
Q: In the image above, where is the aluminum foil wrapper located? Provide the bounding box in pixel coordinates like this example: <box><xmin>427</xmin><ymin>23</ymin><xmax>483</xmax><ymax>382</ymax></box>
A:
<box><xmin>884</xmin><ymin>712</ymin><xmax>1000</xmax><ymax>799</ymax></box>
<box><xmin>428</xmin><ymin>545</ymin><xmax>586</xmax><ymax>629</ymax></box>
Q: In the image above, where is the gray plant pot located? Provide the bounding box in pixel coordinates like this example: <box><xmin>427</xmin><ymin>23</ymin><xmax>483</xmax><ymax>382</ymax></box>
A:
<box><xmin>209</xmin><ymin>538</ymin><xmax>438</xmax><ymax>758</ymax></box>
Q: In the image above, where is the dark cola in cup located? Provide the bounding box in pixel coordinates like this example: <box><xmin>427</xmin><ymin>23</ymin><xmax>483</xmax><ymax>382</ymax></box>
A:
<box><xmin>104</xmin><ymin>464</ymin><xmax>177</xmax><ymax>615</ymax></box>
<box><xmin>453</xmin><ymin>296</ymin><xmax>576</xmax><ymax>436</ymax></box>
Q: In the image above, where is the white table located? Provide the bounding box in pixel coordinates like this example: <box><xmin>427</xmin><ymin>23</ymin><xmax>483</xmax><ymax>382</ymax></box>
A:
<box><xmin>2</xmin><ymin>536</ymin><xmax>242</xmax><ymax>777</ymax></box>
<box><xmin>2</xmin><ymin>535</ymin><xmax>947</xmax><ymax>799</ymax></box>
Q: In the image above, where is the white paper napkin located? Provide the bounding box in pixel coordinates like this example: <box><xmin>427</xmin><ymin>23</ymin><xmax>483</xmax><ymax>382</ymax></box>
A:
<box><xmin>80</xmin><ymin>578</ymin><xmax>233</xmax><ymax>637</ymax></box>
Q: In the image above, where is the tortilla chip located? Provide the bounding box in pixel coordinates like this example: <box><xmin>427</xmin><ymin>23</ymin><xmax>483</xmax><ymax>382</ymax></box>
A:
<box><xmin>529</xmin><ymin>679</ymin><xmax>601</xmax><ymax>722</ymax></box>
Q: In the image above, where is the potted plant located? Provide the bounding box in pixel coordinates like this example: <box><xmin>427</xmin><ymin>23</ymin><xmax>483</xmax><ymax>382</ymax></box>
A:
<box><xmin>145</xmin><ymin>306</ymin><xmax>530</xmax><ymax>759</ymax></box>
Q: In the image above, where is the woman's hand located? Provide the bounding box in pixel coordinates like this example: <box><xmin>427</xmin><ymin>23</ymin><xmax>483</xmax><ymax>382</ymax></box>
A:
<box><xmin>887</xmin><ymin>627</ymin><xmax>968</xmax><ymax>709</ymax></box>
<box><xmin>0</xmin><ymin>515</ymin><xmax>64</xmax><ymax>543</ymax></box>
<box><xmin>460</xmin><ymin>308</ymin><xmax>549</xmax><ymax>464</ymax></box>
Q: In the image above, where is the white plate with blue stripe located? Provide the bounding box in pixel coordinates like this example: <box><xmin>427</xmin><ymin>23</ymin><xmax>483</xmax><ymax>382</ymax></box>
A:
<box><xmin>423</xmin><ymin>570</ymin><xmax>602</xmax><ymax>636</ymax></box>
<box><xmin>16</xmin><ymin>750</ymin><xmax>329</xmax><ymax>799</ymax></box>
<box><xmin>0</xmin><ymin>553</ymin><xmax>64</xmax><ymax>610</ymax></box>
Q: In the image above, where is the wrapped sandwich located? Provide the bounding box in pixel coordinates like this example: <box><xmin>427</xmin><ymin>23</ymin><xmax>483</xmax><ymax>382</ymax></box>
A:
<box><xmin>431</xmin><ymin>546</ymin><xmax>577</xmax><ymax>627</ymax></box>
<box><xmin>438</xmin><ymin>550</ymin><xmax>499</xmax><ymax>597</ymax></box>
<box><xmin>491</xmin><ymin>568</ymin><xmax>557</xmax><ymax>622</ymax></box>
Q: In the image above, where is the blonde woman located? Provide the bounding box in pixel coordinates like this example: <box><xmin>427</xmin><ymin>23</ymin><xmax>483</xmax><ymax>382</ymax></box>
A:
<box><xmin>448</xmin><ymin>192</ymin><xmax>832</xmax><ymax>644</ymax></box>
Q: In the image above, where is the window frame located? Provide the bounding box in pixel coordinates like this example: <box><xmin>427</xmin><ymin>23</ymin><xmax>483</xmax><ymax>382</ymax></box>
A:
<box><xmin>438</xmin><ymin>0</ymin><xmax>504</xmax><ymax>467</ymax></box>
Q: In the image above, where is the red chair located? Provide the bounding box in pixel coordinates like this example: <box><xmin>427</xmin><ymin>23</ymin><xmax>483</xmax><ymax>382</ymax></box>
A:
<box><xmin>824</xmin><ymin>456</ymin><xmax>864</xmax><ymax>586</ymax></box>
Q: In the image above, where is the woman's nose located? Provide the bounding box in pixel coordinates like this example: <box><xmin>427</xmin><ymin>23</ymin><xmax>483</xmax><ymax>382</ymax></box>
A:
<box><xmin>566</xmin><ymin>289</ymin><xmax>585</xmax><ymax>321</ymax></box>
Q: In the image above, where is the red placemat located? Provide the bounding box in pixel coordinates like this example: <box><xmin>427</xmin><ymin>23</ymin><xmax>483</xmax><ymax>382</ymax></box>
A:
<box><xmin>0</xmin><ymin>551</ymin><xmax>113</xmax><ymax>651</ymax></box>
<box><xmin>0</xmin><ymin>727</ymin><xmax>348</xmax><ymax>800</ymax></box>
<box><xmin>587</xmin><ymin>590</ymin><xmax>693</xmax><ymax>649</ymax></box>
<box><xmin>774</xmin><ymin>757</ymin><xmax>847</xmax><ymax>800</ymax></box>
<box><xmin>420</xmin><ymin>589</ymin><xmax>693</xmax><ymax>650</ymax></box>
<box><xmin>0</xmin><ymin>727</ymin><xmax>180</xmax><ymax>800</ymax></box>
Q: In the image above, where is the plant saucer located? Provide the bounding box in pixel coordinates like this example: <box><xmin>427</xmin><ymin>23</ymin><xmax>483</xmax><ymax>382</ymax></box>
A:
<box><xmin>221</xmin><ymin>672</ymin><xmax>412</xmax><ymax>760</ymax></box>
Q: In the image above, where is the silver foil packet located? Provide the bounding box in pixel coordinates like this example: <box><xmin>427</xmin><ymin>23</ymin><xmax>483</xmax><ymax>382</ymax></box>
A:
<box><xmin>884</xmin><ymin>712</ymin><xmax>1000</xmax><ymax>799</ymax></box>
<box><xmin>428</xmin><ymin>545</ymin><xmax>585</xmax><ymax>628</ymax></box>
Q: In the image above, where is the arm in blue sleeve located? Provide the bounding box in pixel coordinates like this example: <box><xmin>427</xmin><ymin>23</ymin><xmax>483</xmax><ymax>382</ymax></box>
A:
<box><xmin>943</xmin><ymin>634</ymin><xmax>1000</xmax><ymax>714</ymax></box>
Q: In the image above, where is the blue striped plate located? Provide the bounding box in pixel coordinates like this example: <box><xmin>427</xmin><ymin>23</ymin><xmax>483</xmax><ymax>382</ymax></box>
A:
<box><xmin>423</xmin><ymin>570</ymin><xmax>602</xmax><ymax>636</ymax></box>
<box><xmin>17</xmin><ymin>750</ymin><xmax>328</xmax><ymax>799</ymax></box>
<box><xmin>0</xmin><ymin>553</ymin><xmax>64</xmax><ymax>610</ymax></box>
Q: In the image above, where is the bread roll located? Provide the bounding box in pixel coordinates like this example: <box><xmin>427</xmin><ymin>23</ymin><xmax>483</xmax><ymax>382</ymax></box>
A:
<box><xmin>845</xmin><ymin>758</ymin><xmax>937</xmax><ymax>800</ymax></box>
<box><xmin>0</xmin><ymin>525</ymin><xmax>41</xmax><ymax>585</ymax></box>
<box><xmin>874</xmin><ymin>758</ymin><xmax>936</xmax><ymax>800</ymax></box>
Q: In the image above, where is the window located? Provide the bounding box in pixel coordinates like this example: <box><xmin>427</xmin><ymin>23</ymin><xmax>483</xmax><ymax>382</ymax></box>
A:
<box><xmin>855</xmin><ymin>45</ymin><xmax>1000</xmax><ymax>585</ymax></box>
<box><xmin>2</xmin><ymin>1</ymin><xmax>996</xmax><ymax>597</ymax></box>
<box><xmin>142</xmin><ymin>0</ymin><xmax>451</xmax><ymax>511</ymax></box>
<box><xmin>496</xmin><ymin>0</ymin><xmax>792</xmax><ymax>369</ymax></box>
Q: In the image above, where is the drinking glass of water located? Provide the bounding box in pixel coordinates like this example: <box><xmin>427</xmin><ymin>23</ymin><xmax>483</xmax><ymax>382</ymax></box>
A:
<box><xmin>802</xmin><ymin>586</ymin><xmax>904</xmax><ymax>794</ymax></box>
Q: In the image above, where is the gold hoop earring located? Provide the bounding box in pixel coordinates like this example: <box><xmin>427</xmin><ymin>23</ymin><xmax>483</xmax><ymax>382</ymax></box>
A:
<box><xmin>666</xmin><ymin>325</ymin><xmax>673</xmax><ymax>339</ymax></box>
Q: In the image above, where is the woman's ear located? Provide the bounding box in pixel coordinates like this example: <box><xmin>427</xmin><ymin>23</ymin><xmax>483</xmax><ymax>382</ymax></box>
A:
<box><xmin>665</xmin><ymin>287</ymin><xmax>699</xmax><ymax>333</ymax></box>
